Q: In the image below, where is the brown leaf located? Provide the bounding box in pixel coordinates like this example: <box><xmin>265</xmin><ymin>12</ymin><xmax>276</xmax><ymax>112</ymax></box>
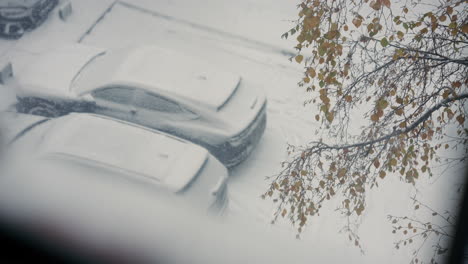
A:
<box><xmin>456</xmin><ymin>115</ymin><xmax>465</xmax><ymax>125</ymax></box>
<box><xmin>352</xmin><ymin>17</ymin><xmax>362</xmax><ymax>28</ymax></box>
<box><xmin>381</xmin><ymin>0</ymin><xmax>391</xmax><ymax>8</ymax></box>
<box><xmin>369</xmin><ymin>0</ymin><xmax>381</xmax><ymax>10</ymax></box>
<box><xmin>374</xmin><ymin>159</ymin><xmax>380</xmax><ymax>168</ymax></box>
<box><xmin>379</xmin><ymin>171</ymin><xmax>386</xmax><ymax>179</ymax></box>
<box><xmin>462</xmin><ymin>24</ymin><xmax>468</xmax><ymax>34</ymax></box>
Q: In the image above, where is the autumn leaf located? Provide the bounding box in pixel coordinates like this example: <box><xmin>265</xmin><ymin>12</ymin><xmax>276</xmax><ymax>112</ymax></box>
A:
<box><xmin>381</xmin><ymin>0</ymin><xmax>391</xmax><ymax>8</ymax></box>
<box><xmin>307</xmin><ymin>68</ymin><xmax>316</xmax><ymax>78</ymax></box>
<box><xmin>352</xmin><ymin>16</ymin><xmax>362</xmax><ymax>28</ymax></box>
<box><xmin>456</xmin><ymin>115</ymin><xmax>465</xmax><ymax>125</ymax></box>
<box><xmin>369</xmin><ymin>0</ymin><xmax>381</xmax><ymax>10</ymax></box>
<box><xmin>380</xmin><ymin>37</ymin><xmax>389</xmax><ymax>47</ymax></box>
<box><xmin>374</xmin><ymin>159</ymin><xmax>381</xmax><ymax>168</ymax></box>
<box><xmin>462</xmin><ymin>24</ymin><xmax>468</xmax><ymax>34</ymax></box>
<box><xmin>295</xmin><ymin>55</ymin><xmax>304</xmax><ymax>63</ymax></box>
<box><xmin>304</xmin><ymin>16</ymin><xmax>320</xmax><ymax>30</ymax></box>
<box><xmin>379</xmin><ymin>171</ymin><xmax>386</xmax><ymax>179</ymax></box>
<box><xmin>377</xmin><ymin>99</ymin><xmax>389</xmax><ymax>110</ymax></box>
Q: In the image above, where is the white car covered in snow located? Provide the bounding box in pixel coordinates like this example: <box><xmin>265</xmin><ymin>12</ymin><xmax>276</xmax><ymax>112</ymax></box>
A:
<box><xmin>14</xmin><ymin>45</ymin><xmax>267</xmax><ymax>167</ymax></box>
<box><xmin>1</xmin><ymin>112</ymin><xmax>229</xmax><ymax>214</ymax></box>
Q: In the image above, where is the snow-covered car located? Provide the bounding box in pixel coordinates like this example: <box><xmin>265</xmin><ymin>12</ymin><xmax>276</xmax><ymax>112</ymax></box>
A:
<box><xmin>15</xmin><ymin>45</ymin><xmax>267</xmax><ymax>167</ymax></box>
<box><xmin>1</xmin><ymin>112</ymin><xmax>229</xmax><ymax>214</ymax></box>
<box><xmin>0</xmin><ymin>0</ymin><xmax>58</xmax><ymax>34</ymax></box>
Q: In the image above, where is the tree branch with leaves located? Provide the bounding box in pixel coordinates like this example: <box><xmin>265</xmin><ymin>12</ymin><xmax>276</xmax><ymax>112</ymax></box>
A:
<box><xmin>264</xmin><ymin>0</ymin><xmax>467</xmax><ymax>262</ymax></box>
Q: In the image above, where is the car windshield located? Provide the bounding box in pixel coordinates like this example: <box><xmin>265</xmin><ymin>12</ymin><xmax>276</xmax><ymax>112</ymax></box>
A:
<box><xmin>70</xmin><ymin>49</ymin><xmax>128</xmax><ymax>95</ymax></box>
<box><xmin>70</xmin><ymin>51</ymin><xmax>106</xmax><ymax>92</ymax></box>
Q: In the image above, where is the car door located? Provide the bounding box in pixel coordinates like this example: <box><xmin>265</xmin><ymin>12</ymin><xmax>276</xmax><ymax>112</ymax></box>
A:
<box><xmin>131</xmin><ymin>90</ymin><xmax>196</xmax><ymax>133</ymax></box>
<box><xmin>91</xmin><ymin>87</ymin><xmax>136</xmax><ymax>122</ymax></box>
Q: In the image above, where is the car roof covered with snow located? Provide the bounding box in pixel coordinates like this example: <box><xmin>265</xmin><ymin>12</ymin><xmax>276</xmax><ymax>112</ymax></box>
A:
<box><xmin>72</xmin><ymin>45</ymin><xmax>241</xmax><ymax>109</ymax></box>
<box><xmin>38</xmin><ymin>113</ymin><xmax>208</xmax><ymax>191</ymax></box>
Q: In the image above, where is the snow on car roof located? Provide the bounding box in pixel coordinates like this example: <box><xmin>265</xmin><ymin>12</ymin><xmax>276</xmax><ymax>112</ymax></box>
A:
<box><xmin>75</xmin><ymin>46</ymin><xmax>241</xmax><ymax>109</ymax></box>
<box><xmin>38</xmin><ymin>113</ymin><xmax>192</xmax><ymax>182</ymax></box>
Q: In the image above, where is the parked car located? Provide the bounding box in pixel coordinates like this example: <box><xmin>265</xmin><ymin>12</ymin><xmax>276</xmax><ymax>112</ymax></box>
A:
<box><xmin>0</xmin><ymin>0</ymin><xmax>58</xmax><ymax>39</ymax></box>
<box><xmin>15</xmin><ymin>45</ymin><xmax>267</xmax><ymax>167</ymax></box>
<box><xmin>1</xmin><ymin>111</ymin><xmax>229</xmax><ymax>214</ymax></box>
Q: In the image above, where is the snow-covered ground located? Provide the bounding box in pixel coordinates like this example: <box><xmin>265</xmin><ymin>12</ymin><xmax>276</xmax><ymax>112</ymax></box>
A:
<box><xmin>0</xmin><ymin>1</ymin><xmax>465</xmax><ymax>263</ymax></box>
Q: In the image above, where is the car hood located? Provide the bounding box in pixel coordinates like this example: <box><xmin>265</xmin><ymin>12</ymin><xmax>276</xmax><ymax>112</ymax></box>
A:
<box><xmin>76</xmin><ymin>46</ymin><xmax>241</xmax><ymax>109</ymax></box>
<box><xmin>17</xmin><ymin>45</ymin><xmax>105</xmax><ymax>99</ymax></box>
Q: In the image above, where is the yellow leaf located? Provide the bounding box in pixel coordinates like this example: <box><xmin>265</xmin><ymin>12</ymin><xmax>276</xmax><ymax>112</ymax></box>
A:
<box><xmin>304</xmin><ymin>16</ymin><xmax>320</xmax><ymax>30</ymax></box>
<box><xmin>295</xmin><ymin>55</ymin><xmax>304</xmax><ymax>63</ymax></box>
<box><xmin>307</xmin><ymin>68</ymin><xmax>316</xmax><ymax>78</ymax></box>
<box><xmin>377</xmin><ymin>99</ymin><xmax>389</xmax><ymax>110</ymax></box>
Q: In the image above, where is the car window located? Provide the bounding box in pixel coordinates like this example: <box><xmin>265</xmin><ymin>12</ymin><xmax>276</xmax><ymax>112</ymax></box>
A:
<box><xmin>134</xmin><ymin>92</ymin><xmax>182</xmax><ymax>113</ymax></box>
<box><xmin>92</xmin><ymin>87</ymin><xmax>134</xmax><ymax>104</ymax></box>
